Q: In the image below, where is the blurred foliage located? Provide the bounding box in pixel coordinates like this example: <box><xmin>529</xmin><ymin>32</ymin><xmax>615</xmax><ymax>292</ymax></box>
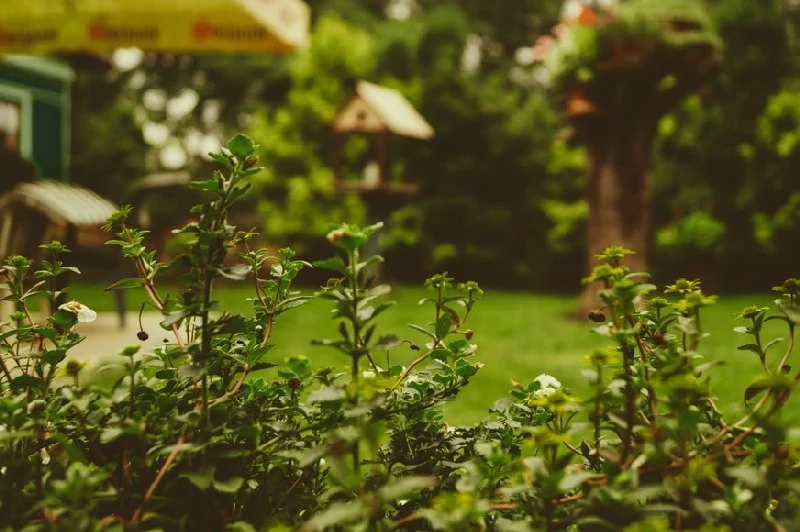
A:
<box><xmin>247</xmin><ymin>15</ymin><xmax>372</xmax><ymax>247</ymax></box>
<box><xmin>655</xmin><ymin>0</ymin><xmax>797</xmax><ymax>288</ymax></box>
<box><xmin>67</xmin><ymin>0</ymin><xmax>800</xmax><ymax>290</ymax></box>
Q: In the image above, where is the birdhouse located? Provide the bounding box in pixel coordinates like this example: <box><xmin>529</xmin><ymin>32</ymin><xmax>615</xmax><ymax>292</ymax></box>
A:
<box><xmin>331</xmin><ymin>81</ymin><xmax>433</xmax><ymax>197</ymax></box>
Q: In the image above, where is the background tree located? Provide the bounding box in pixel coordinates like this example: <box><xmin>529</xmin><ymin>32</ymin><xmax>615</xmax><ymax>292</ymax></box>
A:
<box><xmin>656</xmin><ymin>0</ymin><xmax>797</xmax><ymax>289</ymax></box>
<box><xmin>65</xmin><ymin>0</ymin><xmax>798</xmax><ymax>294</ymax></box>
<box><xmin>534</xmin><ymin>0</ymin><xmax>722</xmax><ymax>313</ymax></box>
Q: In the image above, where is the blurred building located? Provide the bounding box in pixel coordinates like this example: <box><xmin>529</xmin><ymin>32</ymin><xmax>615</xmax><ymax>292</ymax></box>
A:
<box><xmin>0</xmin><ymin>55</ymin><xmax>73</xmax><ymax>184</ymax></box>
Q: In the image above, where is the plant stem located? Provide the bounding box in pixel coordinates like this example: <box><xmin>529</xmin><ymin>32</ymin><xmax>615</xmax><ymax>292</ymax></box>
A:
<box><xmin>777</xmin><ymin>323</ymin><xmax>795</xmax><ymax>374</ymax></box>
<box><xmin>132</xmin><ymin>427</ymin><xmax>188</xmax><ymax>524</ymax></box>
<box><xmin>348</xmin><ymin>248</ymin><xmax>361</xmax><ymax>472</ymax></box>
<box><xmin>594</xmin><ymin>365</ymin><xmax>602</xmax><ymax>451</ymax></box>
<box><xmin>620</xmin><ymin>343</ymin><xmax>636</xmax><ymax>463</ymax></box>
<box><xmin>200</xmin><ymin>270</ymin><xmax>212</xmax><ymax>430</ymax></box>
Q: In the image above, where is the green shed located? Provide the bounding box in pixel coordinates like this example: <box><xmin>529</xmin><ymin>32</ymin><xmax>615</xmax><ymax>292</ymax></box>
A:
<box><xmin>0</xmin><ymin>55</ymin><xmax>73</xmax><ymax>181</ymax></box>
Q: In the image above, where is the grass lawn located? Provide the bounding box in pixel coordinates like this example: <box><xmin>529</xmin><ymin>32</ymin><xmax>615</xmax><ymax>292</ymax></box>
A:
<box><xmin>70</xmin><ymin>281</ymin><xmax>793</xmax><ymax>426</ymax></box>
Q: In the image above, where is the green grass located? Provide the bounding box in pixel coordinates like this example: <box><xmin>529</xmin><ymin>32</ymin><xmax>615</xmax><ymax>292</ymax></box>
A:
<box><xmin>70</xmin><ymin>282</ymin><xmax>793</xmax><ymax>426</ymax></box>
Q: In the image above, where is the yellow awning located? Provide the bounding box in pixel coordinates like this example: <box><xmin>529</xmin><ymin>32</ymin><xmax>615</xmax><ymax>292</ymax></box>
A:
<box><xmin>0</xmin><ymin>0</ymin><xmax>310</xmax><ymax>54</ymax></box>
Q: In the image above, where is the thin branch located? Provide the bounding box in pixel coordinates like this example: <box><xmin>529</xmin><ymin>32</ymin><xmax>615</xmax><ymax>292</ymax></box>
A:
<box><xmin>776</xmin><ymin>323</ymin><xmax>795</xmax><ymax>374</ymax></box>
<box><xmin>393</xmin><ymin>343</ymin><xmax>438</xmax><ymax>389</ymax></box>
<box><xmin>210</xmin><ymin>364</ymin><xmax>251</xmax><ymax>407</ymax></box>
<box><xmin>133</xmin><ymin>258</ymin><xmax>184</xmax><ymax>349</ymax></box>
<box><xmin>131</xmin><ymin>402</ymin><xmax>200</xmax><ymax>523</ymax></box>
<box><xmin>265</xmin><ymin>473</ymin><xmax>303</xmax><ymax>522</ymax></box>
<box><xmin>131</xmin><ymin>429</ymin><xmax>186</xmax><ymax>524</ymax></box>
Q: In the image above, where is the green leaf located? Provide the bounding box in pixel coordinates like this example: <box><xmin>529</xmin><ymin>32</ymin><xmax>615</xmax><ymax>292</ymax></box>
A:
<box><xmin>295</xmin><ymin>445</ymin><xmax>328</xmax><ymax>467</ymax></box>
<box><xmin>177</xmin><ymin>364</ymin><xmax>207</xmax><ymax>379</ymax></box>
<box><xmin>181</xmin><ymin>465</ymin><xmax>216</xmax><ymax>491</ymax></box>
<box><xmin>455</xmin><ymin>358</ymin><xmax>479</xmax><ymax>378</ymax></box>
<box><xmin>51</xmin><ymin>309</ymin><xmax>78</xmax><ymax>329</ymax></box>
<box><xmin>744</xmin><ymin>374</ymin><xmax>792</xmax><ymax>402</ymax></box>
<box><xmin>209</xmin><ymin>152</ymin><xmax>232</xmax><ymax>168</ymax></box>
<box><xmin>10</xmin><ymin>375</ymin><xmax>41</xmax><ymax>391</ymax></box>
<box><xmin>304</xmin><ymin>501</ymin><xmax>366</xmax><ymax>531</ymax></box>
<box><xmin>379</xmin><ymin>476</ymin><xmax>436</xmax><ymax>500</ymax></box>
<box><xmin>104</xmin><ymin>278</ymin><xmax>145</xmax><ymax>291</ymax></box>
<box><xmin>277</xmin><ymin>296</ymin><xmax>311</xmax><ymax>312</ymax></box>
<box><xmin>313</xmin><ymin>257</ymin><xmax>347</xmax><ymax>275</ymax></box>
<box><xmin>25</xmin><ymin>327</ymin><xmax>58</xmax><ymax>342</ymax></box>
<box><xmin>285</xmin><ymin>355</ymin><xmax>311</xmax><ymax>378</ymax></box>
<box><xmin>214</xmin><ymin>476</ymin><xmax>245</xmax><ymax>494</ymax></box>
<box><xmin>250</xmin><ymin>362</ymin><xmax>277</xmax><ymax>372</ymax></box>
<box><xmin>155</xmin><ymin>368</ymin><xmax>176</xmax><ymax>380</ymax></box>
<box><xmin>227</xmin><ymin>134</ymin><xmax>256</xmax><ymax>158</ymax></box>
<box><xmin>40</xmin><ymin>349</ymin><xmax>67</xmax><ymax>366</ymax></box>
<box><xmin>217</xmin><ymin>264</ymin><xmax>250</xmax><ymax>281</ymax></box>
<box><xmin>763</xmin><ymin>337</ymin><xmax>784</xmax><ymax>353</ymax></box>
<box><xmin>559</xmin><ymin>472</ymin><xmax>593</xmax><ymax>492</ymax></box>
<box><xmin>363</xmin><ymin>221</ymin><xmax>384</xmax><ymax>236</ymax></box>
<box><xmin>430</xmin><ymin>348</ymin><xmax>450</xmax><ymax>362</ymax></box>
<box><xmin>726</xmin><ymin>465</ymin><xmax>766</xmax><ymax>487</ymax></box>
<box><xmin>737</xmin><ymin>344</ymin><xmax>761</xmax><ymax>354</ymax></box>
<box><xmin>776</xmin><ymin>299</ymin><xmax>800</xmax><ymax>324</ymax></box>
<box><xmin>435</xmin><ymin>314</ymin><xmax>452</xmax><ymax>339</ymax></box>
<box><xmin>161</xmin><ymin>311</ymin><xmax>188</xmax><ymax>329</ymax></box>
<box><xmin>188</xmin><ymin>179</ymin><xmax>222</xmax><ymax>193</ymax></box>
<box><xmin>99</xmin><ymin>426</ymin><xmax>124</xmax><ymax>444</ymax></box>
<box><xmin>408</xmin><ymin>323</ymin><xmax>435</xmax><ymax>339</ymax></box>
<box><xmin>48</xmin><ymin>433</ymin><xmax>89</xmax><ymax>464</ymax></box>
<box><xmin>226</xmin><ymin>522</ymin><xmax>256</xmax><ymax>532</ymax></box>
<box><xmin>356</xmin><ymin>255</ymin><xmax>384</xmax><ymax>274</ymax></box>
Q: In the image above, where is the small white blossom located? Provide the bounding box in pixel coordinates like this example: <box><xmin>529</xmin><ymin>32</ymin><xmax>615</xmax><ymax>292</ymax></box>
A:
<box><xmin>58</xmin><ymin>301</ymin><xmax>97</xmax><ymax>323</ymax></box>
<box><xmin>534</xmin><ymin>373</ymin><xmax>561</xmax><ymax>390</ymax></box>
<box><xmin>405</xmin><ymin>373</ymin><xmax>424</xmax><ymax>385</ymax></box>
<box><xmin>533</xmin><ymin>387</ymin><xmax>557</xmax><ymax>399</ymax></box>
<box><xmin>362</xmin><ymin>366</ymin><xmax>384</xmax><ymax>379</ymax></box>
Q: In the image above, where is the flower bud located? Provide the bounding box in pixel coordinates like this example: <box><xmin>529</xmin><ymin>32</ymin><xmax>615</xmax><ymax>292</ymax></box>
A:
<box><xmin>326</xmin><ymin>228</ymin><xmax>348</xmax><ymax>244</ymax></box>
<box><xmin>587</xmin><ymin>310</ymin><xmax>606</xmax><ymax>323</ymax></box>
<box><xmin>66</xmin><ymin>360</ymin><xmax>82</xmax><ymax>377</ymax></box>
<box><xmin>137</xmin><ymin>330</ymin><xmax>149</xmax><ymax>341</ymax></box>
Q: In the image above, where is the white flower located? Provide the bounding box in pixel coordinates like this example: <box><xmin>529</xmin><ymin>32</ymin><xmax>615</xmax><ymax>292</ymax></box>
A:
<box><xmin>534</xmin><ymin>373</ymin><xmax>561</xmax><ymax>390</ymax></box>
<box><xmin>58</xmin><ymin>301</ymin><xmax>97</xmax><ymax>323</ymax></box>
<box><xmin>362</xmin><ymin>366</ymin><xmax>383</xmax><ymax>379</ymax></box>
<box><xmin>533</xmin><ymin>387</ymin><xmax>557</xmax><ymax>399</ymax></box>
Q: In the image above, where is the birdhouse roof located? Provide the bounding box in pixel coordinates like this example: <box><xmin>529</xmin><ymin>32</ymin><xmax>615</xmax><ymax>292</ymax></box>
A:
<box><xmin>332</xmin><ymin>81</ymin><xmax>434</xmax><ymax>140</ymax></box>
<box><xmin>0</xmin><ymin>181</ymin><xmax>117</xmax><ymax>227</ymax></box>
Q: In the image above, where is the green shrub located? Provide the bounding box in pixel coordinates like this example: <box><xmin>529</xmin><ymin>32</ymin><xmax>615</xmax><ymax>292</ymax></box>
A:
<box><xmin>2</xmin><ymin>135</ymin><xmax>800</xmax><ymax>531</ymax></box>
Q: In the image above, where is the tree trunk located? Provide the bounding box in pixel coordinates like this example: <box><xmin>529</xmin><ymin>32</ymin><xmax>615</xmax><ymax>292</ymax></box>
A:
<box><xmin>576</xmin><ymin>119</ymin><xmax>656</xmax><ymax>317</ymax></box>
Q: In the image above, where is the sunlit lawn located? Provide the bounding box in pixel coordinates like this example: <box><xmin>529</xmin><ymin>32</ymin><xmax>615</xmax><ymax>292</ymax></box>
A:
<box><xmin>71</xmin><ymin>282</ymin><xmax>790</xmax><ymax>426</ymax></box>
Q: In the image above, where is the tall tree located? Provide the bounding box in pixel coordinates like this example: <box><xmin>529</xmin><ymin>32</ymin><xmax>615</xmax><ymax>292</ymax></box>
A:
<box><xmin>535</xmin><ymin>0</ymin><xmax>722</xmax><ymax>313</ymax></box>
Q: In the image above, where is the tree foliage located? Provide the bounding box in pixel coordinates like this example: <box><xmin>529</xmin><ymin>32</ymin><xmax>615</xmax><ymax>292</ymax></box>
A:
<box><xmin>66</xmin><ymin>0</ymin><xmax>800</xmax><ymax>290</ymax></box>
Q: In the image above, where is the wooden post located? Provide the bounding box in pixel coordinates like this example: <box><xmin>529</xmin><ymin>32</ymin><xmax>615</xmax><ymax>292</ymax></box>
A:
<box><xmin>332</xmin><ymin>132</ymin><xmax>344</xmax><ymax>185</ymax></box>
<box><xmin>376</xmin><ymin>131</ymin><xmax>389</xmax><ymax>185</ymax></box>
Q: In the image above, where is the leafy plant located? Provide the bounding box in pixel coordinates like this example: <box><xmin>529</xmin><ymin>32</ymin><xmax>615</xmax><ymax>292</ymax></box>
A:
<box><xmin>2</xmin><ymin>135</ymin><xmax>800</xmax><ymax>530</ymax></box>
